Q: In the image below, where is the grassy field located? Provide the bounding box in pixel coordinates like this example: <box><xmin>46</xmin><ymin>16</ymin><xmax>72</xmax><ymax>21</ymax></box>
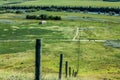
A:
<box><xmin>0</xmin><ymin>2</ymin><xmax>120</xmax><ymax>80</ymax></box>
<box><xmin>0</xmin><ymin>0</ymin><xmax>120</xmax><ymax>8</ymax></box>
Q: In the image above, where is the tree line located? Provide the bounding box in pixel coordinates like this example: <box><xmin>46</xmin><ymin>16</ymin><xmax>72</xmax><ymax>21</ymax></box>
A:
<box><xmin>26</xmin><ymin>14</ymin><xmax>61</xmax><ymax>20</ymax></box>
<box><xmin>0</xmin><ymin>6</ymin><xmax>120</xmax><ymax>14</ymax></box>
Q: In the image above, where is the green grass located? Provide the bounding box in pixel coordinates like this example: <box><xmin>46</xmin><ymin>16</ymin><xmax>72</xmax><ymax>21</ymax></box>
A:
<box><xmin>0</xmin><ymin>8</ymin><xmax>120</xmax><ymax>80</ymax></box>
<box><xmin>0</xmin><ymin>42</ymin><xmax>34</xmax><ymax>54</ymax></box>
<box><xmin>0</xmin><ymin>70</ymin><xmax>34</xmax><ymax>80</ymax></box>
<box><xmin>0</xmin><ymin>41</ymin><xmax>120</xmax><ymax>79</ymax></box>
<box><xmin>5</xmin><ymin>0</ymin><xmax>120</xmax><ymax>8</ymax></box>
<box><xmin>1</xmin><ymin>0</ymin><xmax>120</xmax><ymax>8</ymax></box>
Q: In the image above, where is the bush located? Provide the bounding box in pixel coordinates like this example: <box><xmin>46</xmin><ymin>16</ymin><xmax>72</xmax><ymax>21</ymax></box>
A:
<box><xmin>53</xmin><ymin>16</ymin><xmax>61</xmax><ymax>20</ymax></box>
<box><xmin>39</xmin><ymin>14</ymin><xmax>48</xmax><ymax>20</ymax></box>
<box><xmin>25</xmin><ymin>9</ymin><xmax>37</xmax><ymax>12</ymax></box>
<box><xmin>26</xmin><ymin>14</ymin><xmax>61</xmax><ymax>20</ymax></box>
<box><xmin>26</xmin><ymin>15</ymin><xmax>37</xmax><ymax>19</ymax></box>
<box><xmin>15</xmin><ymin>10</ymin><xmax>23</xmax><ymax>14</ymax></box>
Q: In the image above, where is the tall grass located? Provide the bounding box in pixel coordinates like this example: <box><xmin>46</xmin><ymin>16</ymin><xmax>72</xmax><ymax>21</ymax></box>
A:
<box><xmin>0</xmin><ymin>70</ymin><xmax>34</xmax><ymax>80</ymax></box>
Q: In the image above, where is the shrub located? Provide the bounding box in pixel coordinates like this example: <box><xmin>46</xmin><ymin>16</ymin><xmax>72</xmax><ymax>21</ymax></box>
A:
<box><xmin>26</xmin><ymin>14</ymin><xmax>61</xmax><ymax>20</ymax></box>
<box><xmin>15</xmin><ymin>10</ymin><xmax>23</xmax><ymax>14</ymax></box>
<box><xmin>26</xmin><ymin>15</ymin><xmax>37</xmax><ymax>19</ymax></box>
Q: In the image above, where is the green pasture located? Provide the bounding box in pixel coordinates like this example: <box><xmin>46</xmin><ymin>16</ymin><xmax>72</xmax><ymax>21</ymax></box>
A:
<box><xmin>0</xmin><ymin>11</ymin><xmax>120</xmax><ymax>41</ymax></box>
<box><xmin>0</xmin><ymin>9</ymin><xmax>120</xmax><ymax>80</ymax></box>
<box><xmin>1</xmin><ymin>0</ymin><xmax>120</xmax><ymax>8</ymax></box>
<box><xmin>0</xmin><ymin>41</ymin><xmax>120</xmax><ymax>79</ymax></box>
<box><xmin>19</xmin><ymin>0</ymin><xmax>120</xmax><ymax>7</ymax></box>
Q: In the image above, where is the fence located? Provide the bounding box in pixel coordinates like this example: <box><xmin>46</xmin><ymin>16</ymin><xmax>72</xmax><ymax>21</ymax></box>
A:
<box><xmin>0</xmin><ymin>39</ymin><xmax>119</xmax><ymax>80</ymax></box>
<box><xmin>35</xmin><ymin>39</ymin><xmax>79</xmax><ymax>80</ymax></box>
<box><xmin>0</xmin><ymin>39</ymin><xmax>80</xmax><ymax>80</ymax></box>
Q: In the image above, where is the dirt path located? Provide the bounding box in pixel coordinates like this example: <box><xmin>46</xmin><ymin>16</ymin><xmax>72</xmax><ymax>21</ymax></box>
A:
<box><xmin>72</xmin><ymin>27</ymin><xmax>106</xmax><ymax>42</ymax></box>
<box><xmin>72</xmin><ymin>27</ymin><xmax>79</xmax><ymax>41</ymax></box>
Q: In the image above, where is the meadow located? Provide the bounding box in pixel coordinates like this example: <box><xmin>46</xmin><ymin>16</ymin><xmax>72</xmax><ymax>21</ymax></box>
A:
<box><xmin>0</xmin><ymin>0</ymin><xmax>120</xmax><ymax>8</ymax></box>
<box><xmin>0</xmin><ymin>0</ymin><xmax>120</xmax><ymax>80</ymax></box>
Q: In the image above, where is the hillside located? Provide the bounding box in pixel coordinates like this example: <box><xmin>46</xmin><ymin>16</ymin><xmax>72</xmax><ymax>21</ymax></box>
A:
<box><xmin>0</xmin><ymin>10</ymin><xmax>120</xmax><ymax>79</ymax></box>
<box><xmin>0</xmin><ymin>0</ymin><xmax>120</xmax><ymax>80</ymax></box>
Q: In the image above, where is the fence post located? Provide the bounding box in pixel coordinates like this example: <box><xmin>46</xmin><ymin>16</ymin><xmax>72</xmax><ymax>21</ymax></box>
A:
<box><xmin>59</xmin><ymin>54</ymin><xmax>63</xmax><ymax>80</ymax></box>
<box><xmin>72</xmin><ymin>69</ymin><xmax>74</xmax><ymax>77</ymax></box>
<box><xmin>35</xmin><ymin>39</ymin><xmax>42</xmax><ymax>80</ymax></box>
<box><xmin>74</xmin><ymin>71</ymin><xmax>77</xmax><ymax>77</ymax></box>
<box><xmin>69</xmin><ymin>67</ymin><xmax>71</xmax><ymax>77</ymax></box>
<box><xmin>65</xmin><ymin>61</ymin><xmax>68</xmax><ymax>78</ymax></box>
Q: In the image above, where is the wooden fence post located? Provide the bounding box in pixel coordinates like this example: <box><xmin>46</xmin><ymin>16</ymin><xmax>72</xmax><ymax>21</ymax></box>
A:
<box><xmin>59</xmin><ymin>54</ymin><xmax>63</xmax><ymax>80</ymax></box>
<box><xmin>69</xmin><ymin>67</ymin><xmax>71</xmax><ymax>77</ymax></box>
<box><xmin>74</xmin><ymin>71</ymin><xmax>77</xmax><ymax>77</ymax></box>
<box><xmin>72</xmin><ymin>69</ymin><xmax>74</xmax><ymax>77</ymax></box>
<box><xmin>65</xmin><ymin>61</ymin><xmax>68</xmax><ymax>78</ymax></box>
<box><xmin>35</xmin><ymin>39</ymin><xmax>42</xmax><ymax>80</ymax></box>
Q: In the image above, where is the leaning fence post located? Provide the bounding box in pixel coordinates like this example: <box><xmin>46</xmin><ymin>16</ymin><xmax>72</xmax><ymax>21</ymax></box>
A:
<box><xmin>69</xmin><ymin>67</ymin><xmax>71</xmax><ymax>77</ymax></box>
<box><xmin>65</xmin><ymin>61</ymin><xmax>68</xmax><ymax>78</ymax></box>
<box><xmin>59</xmin><ymin>54</ymin><xmax>63</xmax><ymax>80</ymax></box>
<box><xmin>35</xmin><ymin>39</ymin><xmax>42</xmax><ymax>80</ymax></box>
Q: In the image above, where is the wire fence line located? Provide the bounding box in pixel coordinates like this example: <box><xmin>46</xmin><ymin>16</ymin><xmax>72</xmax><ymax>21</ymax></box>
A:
<box><xmin>0</xmin><ymin>39</ymin><xmax>34</xmax><ymax>42</ymax></box>
<box><xmin>0</xmin><ymin>39</ymin><xmax>107</xmax><ymax>43</ymax></box>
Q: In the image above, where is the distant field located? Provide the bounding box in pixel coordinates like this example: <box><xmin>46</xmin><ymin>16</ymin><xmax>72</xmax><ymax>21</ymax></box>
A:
<box><xmin>1</xmin><ymin>0</ymin><xmax>120</xmax><ymax>8</ymax></box>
